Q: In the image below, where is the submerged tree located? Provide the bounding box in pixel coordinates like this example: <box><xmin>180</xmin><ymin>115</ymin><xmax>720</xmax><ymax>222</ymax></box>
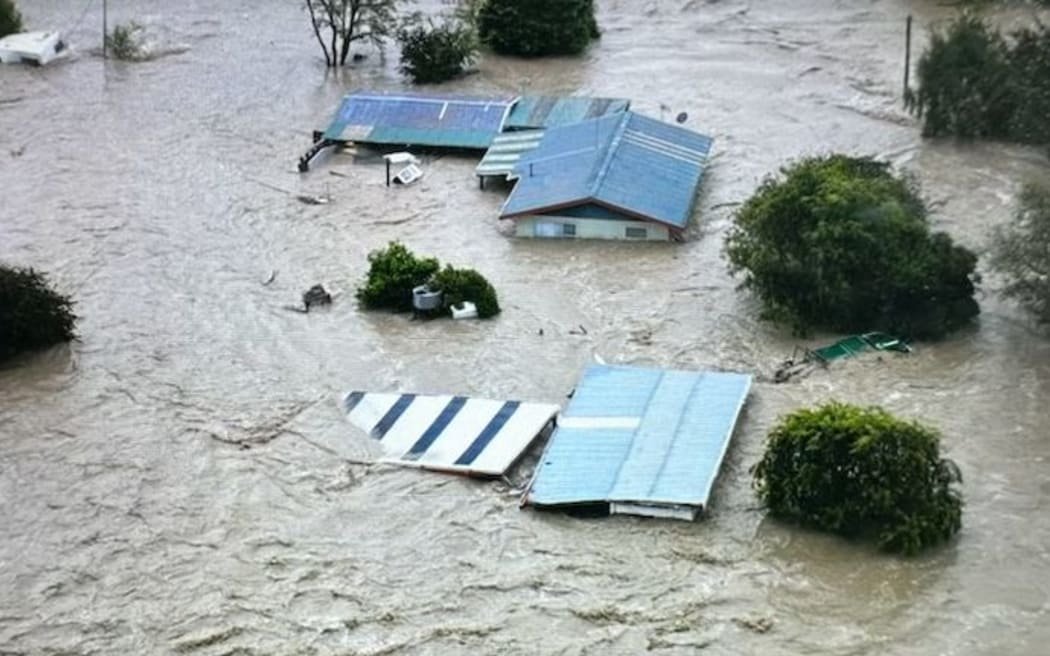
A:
<box><xmin>0</xmin><ymin>0</ymin><xmax>22</xmax><ymax>39</ymax></box>
<box><xmin>397</xmin><ymin>17</ymin><xmax>477</xmax><ymax>84</ymax></box>
<box><xmin>304</xmin><ymin>0</ymin><xmax>400</xmax><ymax>67</ymax></box>
<box><xmin>991</xmin><ymin>181</ymin><xmax>1050</xmax><ymax>325</ymax></box>
<box><xmin>477</xmin><ymin>0</ymin><xmax>599</xmax><ymax>57</ymax></box>
<box><xmin>753</xmin><ymin>402</ymin><xmax>963</xmax><ymax>555</ymax></box>
<box><xmin>725</xmin><ymin>155</ymin><xmax>980</xmax><ymax>339</ymax></box>
<box><xmin>0</xmin><ymin>266</ymin><xmax>76</xmax><ymax>362</ymax></box>
<box><xmin>909</xmin><ymin>13</ymin><xmax>1050</xmax><ymax>145</ymax></box>
<box><xmin>106</xmin><ymin>21</ymin><xmax>146</xmax><ymax>61</ymax></box>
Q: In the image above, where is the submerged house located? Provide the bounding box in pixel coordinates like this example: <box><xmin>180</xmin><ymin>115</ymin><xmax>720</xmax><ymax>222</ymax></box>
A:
<box><xmin>498</xmin><ymin>111</ymin><xmax>713</xmax><ymax>241</ymax></box>
<box><xmin>523</xmin><ymin>364</ymin><xmax>752</xmax><ymax>521</ymax></box>
<box><xmin>319</xmin><ymin>91</ymin><xmax>518</xmax><ymax>151</ymax></box>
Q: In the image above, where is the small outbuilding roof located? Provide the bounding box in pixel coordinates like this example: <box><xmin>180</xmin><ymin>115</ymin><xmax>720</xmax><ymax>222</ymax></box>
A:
<box><xmin>523</xmin><ymin>365</ymin><xmax>751</xmax><ymax>520</ymax></box>
<box><xmin>475</xmin><ymin>129</ymin><xmax>546</xmax><ymax>179</ymax></box>
<box><xmin>322</xmin><ymin>91</ymin><xmax>517</xmax><ymax>150</ymax></box>
<box><xmin>500</xmin><ymin>111</ymin><xmax>714</xmax><ymax>229</ymax></box>
<box><xmin>504</xmin><ymin>96</ymin><xmax>630</xmax><ymax>130</ymax></box>
<box><xmin>343</xmin><ymin>391</ymin><xmax>559</xmax><ymax>478</ymax></box>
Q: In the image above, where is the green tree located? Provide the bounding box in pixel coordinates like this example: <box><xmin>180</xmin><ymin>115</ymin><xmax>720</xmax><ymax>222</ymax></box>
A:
<box><xmin>356</xmin><ymin>242</ymin><xmax>440</xmax><ymax>312</ymax></box>
<box><xmin>753</xmin><ymin>402</ymin><xmax>963</xmax><ymax>555</ymax></box>
<box><xmin>725</xmin><ymin>155</ymin><xmax>979</xmax><ymax>339</ymax></box>
<box><xmin>477</xmin><ymin>0</ymin><xmax>599</xmax><ymax>57</ymax></box>
<box><xmin>0</xmin><ymin>266</ymin><xmax>77</xmax><ymax>362</ymax></box>
<box><xmin>0</xmin><ymin>0</ymin><xmax>22</xmax><ymax>38</ymax></box>
<box><xmin>304</xmin><ymin>0</ymin><xmax>400</xmax><ymax>67</ymax></box>
<box><xmin>106</xmin><ymin>21</ymin><xmax>145</xmax><ymax>61</ymax></box>
<box><xmin>430</xmin><ymin>265</ymin><xmax>500</xmax><ymax>318</ymax></box>
<box><xmin>991</xmin><ymin>181</ymin><xmax>1050</xmax><ymax>325</ymax></box>
<box><xmin>397</xmin><ymin>18</ymin><xmax>476</xmax><ymax>84</ymax></box>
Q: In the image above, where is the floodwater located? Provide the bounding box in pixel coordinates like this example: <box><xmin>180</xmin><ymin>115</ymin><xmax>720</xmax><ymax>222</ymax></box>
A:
<box><xmin>2</xmin><ymin>0</ymin><xmax>1049</xmax><ymax>653</ymax></box>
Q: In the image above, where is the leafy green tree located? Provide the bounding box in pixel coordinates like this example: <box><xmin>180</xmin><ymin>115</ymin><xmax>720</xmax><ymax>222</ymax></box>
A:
<box><xmin>991</xmin><ymin>181</ymin><xmax>1050</xmax><ymax>325</ymax></box>
<box><xmin>0</xmin><ymin>0</ymin><xmax>22</xmax><ymax>38</ymax></box>
<box><xmin>0</xmin><ymin>266</ymin><xmax>76</xmax><ymax>362</ymax></box>
<box><xmin>430</xmin><ymin>265</ymin><xmax>500</xmax><ymax>318</ymax></box>
<box><xmin>725</xmin><ymin>155</ymin><xmax>979</xmax><ymax>338</ymax></box>
<box><xmin>753</xmin><ymin>402</ymin><xmax>963</xmax><ymax>555</ymax></box>
<box><xmin>909</xmin><ymin>14</ymin><xmax>1050</xmax><ymax>145</ymax></box>
<box><xmin>397</xmin><ymin>18</ymin><xmax>476</xmax><ymax>84</ymax></box>
<box><xmin>304</xmin><ymin>0</ymin><xmax>400</xmax><ymax>67</ymax></box>
<box><xmin>356</xmin><ymin>242</ymin><xmax>440</xmax><ymax>312</ymax></box>
<box><xmin>477</xmin><ymin>0</ymin><xmax>599</xmax><ymax>57</ymax></box>
<box><xmin>106</xmin><ymin>22</ymin><xmax>145</xmax><ymax>61</ymax></box>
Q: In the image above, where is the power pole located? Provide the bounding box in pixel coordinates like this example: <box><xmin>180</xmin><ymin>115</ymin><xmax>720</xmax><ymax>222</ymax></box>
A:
<box><xmin>102</xmin><ymin>0</ymin><xmax>108</xmax><ymax>59</ymax></box>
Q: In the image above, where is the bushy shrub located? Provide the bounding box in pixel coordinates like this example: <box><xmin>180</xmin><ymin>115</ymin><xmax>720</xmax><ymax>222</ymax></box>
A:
<box><xmin>477</xmin><ymin>0</ymin><xmax>599</xmax><ymax>57</ymax></box>
<box><xmin>991</xmin><ymin>181</ymin><xmax>1050</xmax><ymax>324</ymax></box>
<box><xmin>0</xmin><ymin>266</ymin><xmax>76</xmax><ymax>362</ymax></box>
<box><xmin>753</xmin><ymin>402</ymin><xmax>963</xmax><ymax>555</ymax></box>
<box><xmin>106</xmin><ymin>21</ymin><xmax>145</xmax><ymax>61</ymax></box>
<box><xmin>397</xmin><ymin>19</ymin><xmax>476</xmax><ymax>84</ymax></box>
<box><xmin>910</xmin><ymin>14</ymin><xmax>1050</xmax><ymax>145</ymax></box>
<box><xmin>725</xmin><ymin>155</ymin><xmax>980</xmax><ymax>338</ymax></box>
<box><xmin>0</xmin><ymin>0</ymin><xmax>21</xmax><ymax>38</ymax></box>
<box><xmin>356</xmin><ymin>242</ymin><xmax>440</xmax><ymax>312</ymax></box>
<box><xmin>430</xmin><ymin>265</ymin><xmax>500</xmax><ymax>318</ymax></box>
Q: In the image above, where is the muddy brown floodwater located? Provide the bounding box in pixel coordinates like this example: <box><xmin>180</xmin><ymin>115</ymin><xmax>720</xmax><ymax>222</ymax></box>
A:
<box><xmin>2</xmin><ymin>0</ymin><xmax>1049</xmax><ymax>654</ymax></box>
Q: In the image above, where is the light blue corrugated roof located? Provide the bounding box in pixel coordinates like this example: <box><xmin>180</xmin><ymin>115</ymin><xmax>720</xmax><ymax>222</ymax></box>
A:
<box><xmin>505</xmin><ymin>96</ymin><xmax>630</xmax><ymax>130</ymax></box>
<box><xmin>524</xmin><ymin>365</ymin><xmax>751</xmax><ymax>520</ymax></box>
<box><xmin>322</xmin><ymin>91</ymin><xmax>516</xmax><ymax>149</ymax></box>
<box><xmin>500</xmin><ymin>112</ymin><xmax>713</xmax><ymax>229</ymax></box>
<box><xmin>475</xmin><ymin>129</ymin><xmax>546</xmax><ymax>178</ymax></box>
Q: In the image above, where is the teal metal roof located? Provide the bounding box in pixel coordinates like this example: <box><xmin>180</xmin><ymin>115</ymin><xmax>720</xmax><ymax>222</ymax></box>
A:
<box><xmin>523</xmin><ymin>365</ymin><xmax>752</xmax><ymax>520</ymax></box>
<box><xmin>322</xmin><ymin>91</ymin><xmax>516</xmax><ymax>150</ymax></box>
<box><xmin>500</xmin><ymin>112</ymin><xmax>714</xmax><ymax>229</ymax></box>
<box><xmin>505</xmin><ymin>96</ymin><xmax>630</xmax><ymax>130</ymax></box>
<box><xmin>475</xmin><ymin>129</ymin><xmax>545</xmax><ymax>178</ymax></box>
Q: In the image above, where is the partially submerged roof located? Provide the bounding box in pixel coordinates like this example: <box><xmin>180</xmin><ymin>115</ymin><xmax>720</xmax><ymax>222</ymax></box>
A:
<box><xmin>0</xmin><ymin>31</ymin><xmax>66</xmax><ymax>66</ymax></box>
<box><xmin>322</xmin><ymin>91</ymin><xmax>517</xmax><ymax>149</ymax></box>
<box><xmin>505</xmin><ymin>96</ymin><xmax>630</xmax><ymax>130</ymax></box>
<box><xmin>475</xmin><ymin>129</ymin><xmax>546</xmax><ymax>179</ymax></box>
<box><xmin>500</xmin><ymin>111</ymin><xmax>714</xmax><ymax>229</ymax></box>
<box><xmin>343</xmin><ymin>391</ymin><xmax>559</xmax><ymax>477</ymax></box>
<box><xmin>523</xmin><ymin>365</ymin><xmax>751</xmax><ymax>520</ymax></box>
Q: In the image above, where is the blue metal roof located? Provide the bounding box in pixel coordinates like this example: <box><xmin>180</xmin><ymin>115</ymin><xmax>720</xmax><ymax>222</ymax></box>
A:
<box><xmin>524</xmin><ymin>365</ymin><xmax>752</xmax><ymax>520</ymax></box>
<box><xmin>322</xmin><ymin>91</ymin><xmax>516</xmax><ymax>149</ymax></box>
<box><xmin>505</xmin><ymin>96</ymin><xmax>630</xmax><ymax>130</ymax></box>
<box><xmin>500</xmin><ymin>112</ymin><xmax>714</xmax><ymax>229</ymax></box>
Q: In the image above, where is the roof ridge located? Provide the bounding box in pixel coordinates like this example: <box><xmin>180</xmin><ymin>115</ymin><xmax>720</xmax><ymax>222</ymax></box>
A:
<box><xmin>588</xmin><ymin>112</ymin><xmax>632</xmax><ymax>200</ymax></box>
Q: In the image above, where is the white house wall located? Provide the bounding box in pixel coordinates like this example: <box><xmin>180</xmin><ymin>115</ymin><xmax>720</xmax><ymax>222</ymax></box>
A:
<box><xmin>514</xmin><ymin>216</ymin><xmax>670</xmax><ymax>242</ymax></box>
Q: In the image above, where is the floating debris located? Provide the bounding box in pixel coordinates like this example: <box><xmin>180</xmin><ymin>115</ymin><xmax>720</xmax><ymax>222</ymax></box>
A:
<box><xmin>302</xmin><ymin>284</ymin><xmax>332</xmax><ymax>311</ymax></box>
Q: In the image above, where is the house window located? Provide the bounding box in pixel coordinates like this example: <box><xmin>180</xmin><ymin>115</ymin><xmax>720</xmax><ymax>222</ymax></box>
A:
<box><xmin>625</xmin><ymin>227</ymin><xmax>648</xmax><ymax>239</ymax></box>
<box><xmin>562</xmin><ymin>223</ymin><xmax>577</xmax><ymax>237</ymax></box>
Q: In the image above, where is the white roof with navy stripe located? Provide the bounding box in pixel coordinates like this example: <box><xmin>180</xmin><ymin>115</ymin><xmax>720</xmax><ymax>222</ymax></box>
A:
<box><xmin>343</xmin><ymin>392</ymin><xmax>560</xmax><ymax>477</ymax></box>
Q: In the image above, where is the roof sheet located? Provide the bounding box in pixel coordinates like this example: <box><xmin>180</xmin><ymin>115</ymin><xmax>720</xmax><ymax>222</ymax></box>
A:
<box><xmin>500</xmin><ymin>112</ymin><xmax>714</xmax><ymax>229</ymax></box>
<box><xmin>322</xmin><ymin>91</ymin><xmax>516</xmax><ymax>149</ymax></box>
<box><xmin>343</xmin><ymin>391</ymin><xmax>559</xmax><ymax>478</ymax></box>
<box><xmin>523</xmin><ymin>365</ymin><xmax>751</xmax><ymax>520</ymax></box>
<box><xmin>505</xmin><ymin>96</ymin><xmax>630</xmax><ymax>130</ymax></box>
<box><xmin>475</xmin><ymin>129</ymin><xmax>546</xmax><ymax>178</ymax></box>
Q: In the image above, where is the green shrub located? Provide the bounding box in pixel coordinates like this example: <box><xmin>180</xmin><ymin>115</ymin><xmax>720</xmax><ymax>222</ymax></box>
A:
<box><xmin>106</xmin><ymin>21</ymin><xmax>145</xmax><ymax>61</ymax></box>
<box><xmin>356</xmin><ymin>242</ymin><xmax>440</xmax><ymax>312</ymax></box>
<box><xmin>477</xmin><ymin>0</ymin><xmax>598</xmax><ymax>57</ymax></box>
<box><xmin>397</xmin><ymin>19</ymin><xmax>477</xmax><ymax>84</ymax></box>
<box><xmin>430</xmin><ymin>265</ymin><xmax>500</xmax><ymax>318</ymax></box>
<box><xmin>753</xmin><ymin>402</ymin><xmax>963</xmax><ymax>555</ymax></box>
<box><xmin>0</xmin><ymin>266</ymin><xmax>76</xmax><ymax>362</ymax></box>
<box><xmin>909</xmin><ymin>14</ymin><xmax>1050</xmax><ymax>145</ymax></box>
<box><xmin>725</xmin><ymin>155</ymin><xmax>979</xmax><ymax>339</ymax></box>
<box><xmin>991</xmin><ymin>181</ymin><xmax>1050</xmax><ymax>324</ymax></box>
<box><xmin>0</xmin><ymin>0</ymin><xmax>21</xmax><ymax>38</ymax></box>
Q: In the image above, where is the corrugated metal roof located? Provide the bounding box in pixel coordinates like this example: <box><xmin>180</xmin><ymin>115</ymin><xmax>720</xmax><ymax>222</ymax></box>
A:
<box><xmin>343</xmin><ymin>391</ymin><xmax>559</xmax><ymax>478</ymax></box>
<box><xmin>475</xmin><ymin>129</ymin><xmax>546</xmax><ymax>179</ymax></box>
<box><xmin>500</xmin><ymin>112</ymin><xmax>714</xmax><ymax>229</ymax></box>
<box><xmin>322</xmin><ymin>91</ymin><xmax>517</xmax><ymax>150</ymax></box>
<box><xmin>523</xmin><ymin>365</ymin><xmax>751</xmax><ymax>520</ymax></box>
<box><xmin>505</xmin><ymin>96</ymin><xmax>630</xmax><ymax>130</ymax></box>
